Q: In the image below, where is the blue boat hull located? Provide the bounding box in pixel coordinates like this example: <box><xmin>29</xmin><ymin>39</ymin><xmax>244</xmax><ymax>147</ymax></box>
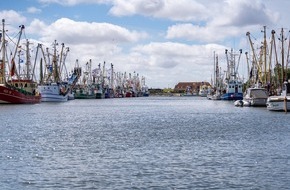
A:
<box><xmin>221</xmin><ymin>93</ymin><xmax>243</xmax><ymax>100</ymax></box>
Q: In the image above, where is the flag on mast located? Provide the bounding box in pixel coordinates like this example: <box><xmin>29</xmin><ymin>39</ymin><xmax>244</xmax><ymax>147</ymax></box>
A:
<box><xmin>10</xmin><ymin>58</ymin><xmax>16</xmax><ymax>76</ymax></box>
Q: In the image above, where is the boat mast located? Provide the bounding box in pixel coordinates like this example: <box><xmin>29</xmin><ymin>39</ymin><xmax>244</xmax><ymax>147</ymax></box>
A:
<box><xmin>271</xmin><ymin>30</ymin><xmax>281</xmax><ymax>90</ymax></box>
<box><xmin>262</xmin><ymin>26</ymin><xmax>267</xmax><ymax>85</ymax></box>
<box><xmin>231</xmin><ymin>49</ymin><xmax>235</xmax><ymax>80</ymax></box>
<box><xmin>17</xmin><ymin>49</ymin><xmax>21</xmax><ymax>77</ymax></box>
<box><xmin>88</xmin><ymin>59</ymin><xmax>92</xmax><ymax>85</ymax></box>
<box><xmin>38</xmin><ymin>44</ymin><xmax>49</xmax><ymax>84</ymax></box>
<box><xmin>25</xmin><ymin>39</ymin><xmax>32</xmax><ymax>80</ymax></box>
<box><xmin>226</xmin><ymin>49</ymin><xmax>236</xmax><ymax>81</ymax></box>
<box><xmin>267</xmin><ymin>30</ymin><xmax>274</xmax><ymax>86</ymax></box>
<box><xmin>225</xmin><ymin>49</ymin><xmax>229</xmax><ymax>81</ymax></box>
<box><xmin>32</xmin><ymin>43</ymin><xmax>41</xmax><ymax>82</ymax></box>
<box><xmin>246</xmin><ymin>31</ymin><xmax>260</xmax><ymax>85</ymax></box>
<box><xmin>235</xmin><ymin>49</ymin><xmax>242</xmax><ymax>79</ymax></box>
<box><xmin>280</xmin><ymin>28</ymin><xmax>285</xmax><ymax>82</ymax></box>
<box><xmin>97</xmin><ymin>62</ymin><xmax>101</xmax><ymax>84</ymax></box>
<box><xmin>286</xmin><ymin>31</ymin><xmax>290</xmax><ymax>77</ymax></box>
<box><xmin>245</xmin><ymin>52</ymin><xmax>250</xmax><ymax>84</ymax></box>
<box><xmin>60</xmin><ymin>46</ymin><xmax>69</xmax><ymax>80</ymax></box>
<box><xmin>111</xmin><ymin>63</ymin><xmax>114</xmax><ymax>90</ymax></box>
<box><xmin>39</xmin><ymin>57</ymin><xmax>43</xmax><ymax>84</ymax></box>
<box><xmin>213</xmin><ymin>51</ymin><xmax>216</xmax><ymax>87</ymax></box>
<box><xmin>215</xmin><ymin>54</ymin><xmax>219</xmax><ymax>90</ymax></box>
<box><xmin>102</xmin><ymin>61</ymin><xmax>106</xmax><ymax>88</ymax></box>
<box><xmin>52</xmin><ymin>40</ymin><xmax>59</xmax><ymax>83</ymax></box>
<box><xmin>59</xmin><ymin>43</ymin><xmax>64</xmax><ymax>76</ymax></box>
<box><xmin>11</xmin><ymin>24</ymin><xmax>25</xmax><ymax>79</ymax></box>
<box><xmin>1</xmin><ymin>19</ymin><xmax>6</xmax><ymax>84</ymax></box>
<box><xmin>46</xmin><ymin>47</ymin><xmax>51</xmax><ymax>78</ymax></box>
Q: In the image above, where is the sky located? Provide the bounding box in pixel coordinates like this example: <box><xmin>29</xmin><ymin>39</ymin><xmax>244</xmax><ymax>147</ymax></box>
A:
<box><xmin>0</xmin><ymin>0</ymin><xmax>289</xmax><ymax>88</ymax></box>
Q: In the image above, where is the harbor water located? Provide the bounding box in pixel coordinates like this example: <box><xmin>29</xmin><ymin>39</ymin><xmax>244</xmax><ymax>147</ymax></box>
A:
<box><xmin>0</xmin><ymin>96</ymin><xmax>289</xmax><ymax>189</ymax></box>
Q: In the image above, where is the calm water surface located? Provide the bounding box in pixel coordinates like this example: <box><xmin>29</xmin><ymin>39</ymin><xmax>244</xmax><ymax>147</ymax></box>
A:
<box><xmin>0</xmin><ymin>96</ymin><xmax>289</xmax><ymax>189</ymax></box>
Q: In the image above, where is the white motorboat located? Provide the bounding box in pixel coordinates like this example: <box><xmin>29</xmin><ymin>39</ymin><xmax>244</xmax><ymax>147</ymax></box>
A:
<box><xmin>244</xmin><ymin>87</ymin><xmax>268</xmax><ymax>107</ymax></box>
<box><xmin>266</xmin><ymin>81</ymin><xmax>290</xmax><ymax>111</ymax></box>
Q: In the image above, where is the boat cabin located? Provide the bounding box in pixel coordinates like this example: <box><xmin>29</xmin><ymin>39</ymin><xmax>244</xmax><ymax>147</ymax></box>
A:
<box><xmin>226</xmin><ymin>80</ymin><xmax>243</xmax><ymax>94</ymax></box>
<box><xmin>10</xmin><ymin>79</ymin><xmax>38</xmax><ymax>94</ymax></box>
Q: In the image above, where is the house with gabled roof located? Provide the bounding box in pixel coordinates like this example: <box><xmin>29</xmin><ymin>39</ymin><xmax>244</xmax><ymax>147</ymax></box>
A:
<box><xmin>174</xmin><ymin>81</ymin><xmax>211</xmax><ymax>93</ymax></box>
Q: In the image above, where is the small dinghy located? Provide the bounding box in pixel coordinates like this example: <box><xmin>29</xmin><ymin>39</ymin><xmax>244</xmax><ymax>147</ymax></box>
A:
<box><xmin>234</xmin><ymin>100</ymin><xmax>250</xmax><ymax>107</ymax></box>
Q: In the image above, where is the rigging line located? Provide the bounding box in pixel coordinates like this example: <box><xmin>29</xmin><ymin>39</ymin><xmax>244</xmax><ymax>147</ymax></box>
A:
<box><xmin>5</xmin><ymin>31</ymin><xmax>21</xmax><ymax>47</ymax></box>
<box><xmin>5</xmin><ymin>35</ymin><xmax>27</xmax><ymax>54</ymax></box>
<box><xmin>4</xmin><ymin>34</ymin><xmax>29</xmax><ymax>61</ymax></box>
<box><xmin>23</xmin><ymin>29</ymin><xmax>27</xmax><ymax>40</ymax></box>
<box><xmin>249</xmin><ymin>32</ymin><xmax>258</xmax><ymax>41</ymax></box>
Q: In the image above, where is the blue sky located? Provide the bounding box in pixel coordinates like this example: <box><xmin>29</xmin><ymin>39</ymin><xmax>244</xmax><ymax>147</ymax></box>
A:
<box><xmin>1</xmin><ymin>0</ymin><xmax>290</xmax><ymax>88</ymax></box>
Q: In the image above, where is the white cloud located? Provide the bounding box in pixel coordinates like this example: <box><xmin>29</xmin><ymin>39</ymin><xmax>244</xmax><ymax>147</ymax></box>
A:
<box><xmin>212</xmin><ymin>0</ymin><xmax>279</xmax><ymax>27</ymax></box>
<box><xmin>38</xmin><ymin>0</ymin><xmax>111</xmax><ymax>6</ymax></box>
<box><xmin>28</xmin><ymin>19</ymin><xmax>48</xmax><ymax>35</ymax></box>
<box><xmin>152</xmin><ymin>0</ymin><xmax>210</xmax><ymax>22</ymax></box>
<box><xmin>109</xmin><ymin>0</ymin><xmax>210</xmax><ymax>21</ymax></box>
<box><xmin>166</xmin><ymin>23</ymin><xmax>256</xmax><ymax>44</ymax></box>
<box><xmin>38</xmin><ymin>0</ymin><xmax>211</xmax><ymax>22</ymax></box>
<box><xmin>27</xmin><ymin>7</ymin><xmax>42</xmax><ymax>14</ymax></box>
<box><xmin>165</xmin><ymin>0</ymin><xmax>280</xmax><ymax>44</ymax></box>
<box><xmin>28</xmin><ymin>18</ymin><xmax>148</xmax><ymax>44</ymax></box>
<box><xmin>0</xmin><ymin>10</ymin><xmax>26</xmax><ymax>25</ymax></box>
<box><xmin>26</xmin><ymin>18</ymin><xmax>149</xmax><ymax>80</ymax></box>
<box><xmin>126</xmin><ymin>42</ymin><xmax>227</xmax><ymax>88</ymax></box>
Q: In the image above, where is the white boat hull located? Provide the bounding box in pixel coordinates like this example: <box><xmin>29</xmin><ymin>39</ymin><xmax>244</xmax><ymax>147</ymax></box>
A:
<box><xmin>40</xmin><ymin>93</ymin><xmax>68</xmax><ymax>102</ymax></box>
<box><xmin>38</xmin><ymin>84</ymin><xmax>68</xmax><ymax>102</ymax></box>
<box><xmin>266</xmin><ymin>96</ymin><xmax>290</xmax><ymax>111</ymax></box>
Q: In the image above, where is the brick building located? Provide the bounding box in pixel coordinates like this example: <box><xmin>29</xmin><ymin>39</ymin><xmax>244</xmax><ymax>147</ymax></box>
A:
<box><xmin>174</xmin><ymin>81</ymin><xmax>211</xmax><ymax>93</ymax></box>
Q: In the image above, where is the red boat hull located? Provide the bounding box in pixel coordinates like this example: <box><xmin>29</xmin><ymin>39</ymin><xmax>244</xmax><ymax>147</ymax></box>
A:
<box><xmin>0</xmin><ymin>85</ymin><xmax>41</xmax><ymax>104</ymax></box>
<box><xmin>125</xmin><ymin>91</ymin><xmax>132</xmax><ymax>97</ymax></box>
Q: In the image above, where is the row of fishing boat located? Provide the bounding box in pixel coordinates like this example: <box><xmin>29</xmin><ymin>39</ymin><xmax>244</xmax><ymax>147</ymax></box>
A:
<box><xmin>72</xmin><ymin>60</ymin><xmax>149</xmax><ymax>99</ymax></box>
<box><xmin>207</xmin><ymin>26</ymin><xmax>290</xmax><ymax>112</ymax></box>
<box><xmin>0</xmin><ymin>19</ymin><xmax>149</xmax><ymax>104</ymax></box>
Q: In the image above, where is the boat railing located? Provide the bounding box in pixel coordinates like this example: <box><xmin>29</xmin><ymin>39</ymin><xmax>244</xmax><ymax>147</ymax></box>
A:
<box><xmin>6</xmin><ymin>83</ymin><xmax>36</xmax><ymax>96</ymax></box>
